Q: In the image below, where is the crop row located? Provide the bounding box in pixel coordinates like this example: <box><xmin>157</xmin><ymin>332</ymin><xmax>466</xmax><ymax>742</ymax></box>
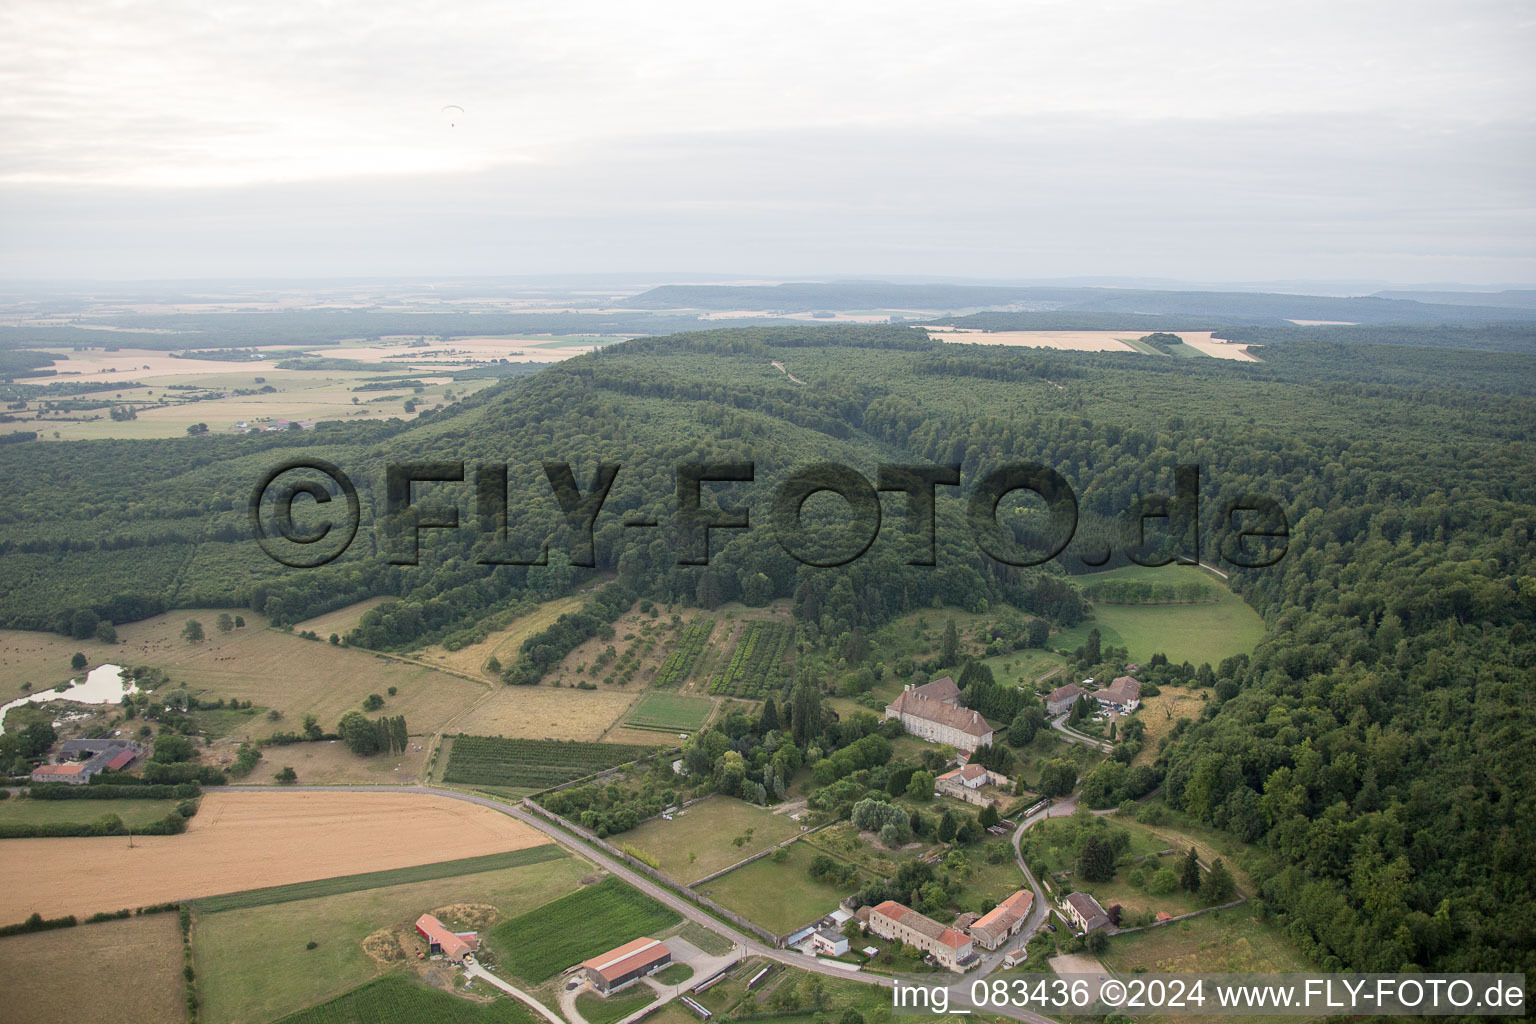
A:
<box><xmin>653</xmin><ymin>617</ymin><xmax>715</xmax><ymax>687</ymax></box>
<box><xmin>442</xmin><ymin>736</ymin><xmax>656</xmax><ymax>789</ymax></box>
<box><xmin>709</xmin><ymin>621</ymin><xmax>792</xmax><ymax>698</ymax></box>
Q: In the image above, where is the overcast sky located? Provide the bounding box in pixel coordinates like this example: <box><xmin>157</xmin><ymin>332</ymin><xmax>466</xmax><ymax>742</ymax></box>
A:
<box><xmin>2</xmin><ymin>0</ymin><xmax>1532</xmax><ymax>284</ymax></box>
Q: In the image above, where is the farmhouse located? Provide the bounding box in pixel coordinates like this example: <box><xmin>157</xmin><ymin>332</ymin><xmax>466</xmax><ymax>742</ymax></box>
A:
<box><xmin>1045</xmin><ymin>684</ymin><xmax>1084</xmax><ymax>716</ymax></box>
<box><xmin>934</xmin><ymin>763</ymin><xmax>1011</xmax><ymax>807</ymax></box>
<box><xmin>1060</xmin><ymin>892</ymin><xmax>1110</xmax><ymax>934</ymax></box>
<box><xmin>885</xmin><ymin>678</ymin><xmax>994</xmax><ymax>753</ymax></box>
<box><xmin>579</xmin><ymin>936</ymin><xmax>672</xmax><ymax>993</ymax></box>
<box><xmin>862</xmin><ymin>900</ymin><xmax>974</xmax><ymax>971</ymax></box>
<box><xmin>414</xmin><ymin>913</ymin><xmax>479</xmax><ymax>962</ymax></box>
<box><xmin>31</xmin><ymin>738</ymin><xmax>143</xmax><ymax>785</ymax></box>
<box><xmin>1096</xmin><ymin>676</ymin><xmax>1141</xmax><ymax>711</ymax></box>
<box><xmin>969</xmin><ymin>889</ymin><xmax>1034</xmax><ymax>950</ymax></box>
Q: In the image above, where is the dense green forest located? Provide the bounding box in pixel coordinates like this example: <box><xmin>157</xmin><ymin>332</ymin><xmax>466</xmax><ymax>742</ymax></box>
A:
<box><xmin>0</xmin><ymin>322</ymin><xmax>1531</xmax><ymax>978</ymax></box>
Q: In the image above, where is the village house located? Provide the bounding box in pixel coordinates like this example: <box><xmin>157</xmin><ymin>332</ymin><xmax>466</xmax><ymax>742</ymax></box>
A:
<box><xmin>859</xmin><ymin>900</ymin><xmax>975</xmax><ymax>971</ymax></box>
<box><xmin>884</xmin><ymin>677</ymin><xmax>994</xmax><ymax>753</ymax></box>
<box><xmin>1095</xmin><ymin>676</ymin><xmax>1142</xmax><ymax>712</ymax></box>
<box><xmin>968</xmin><ymin>889</ymin><xmax>1034</xmax><ymax>950</ymax></box>
<box><xmin>1060</xmin><ymin>892</ymin><xmax>1110</xmax><ymax>934</ymax></box>
<box><xmin>1045</xmin><ymin>683</ymin><xmax>1085</xmax><ymax>716</ymax></box>
<box><xmin>31</xmin><ymin>738</ymin><xmax>143</xmax><ymax>785</ymax></box>
<box><xmin>934</xmin><ymin>762</ymin><xmax>1011</xmax><ymax>807</ymax></box>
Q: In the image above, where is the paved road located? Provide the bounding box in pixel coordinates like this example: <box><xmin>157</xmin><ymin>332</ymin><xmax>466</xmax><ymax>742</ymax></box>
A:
<box><xmin>465</xmin><ymin>961</ymin><xmax>567</xmax><ymax>1024</ymax></box>
<box><xmin>1050</xmin><ymin>713</ymin><xmax>1113</xmax><ymax>753</ymax></box>
<box><xmin>212</xmin><ymin>784</ymin><xmax>1072</xmax><ymax>1023</ymax></box>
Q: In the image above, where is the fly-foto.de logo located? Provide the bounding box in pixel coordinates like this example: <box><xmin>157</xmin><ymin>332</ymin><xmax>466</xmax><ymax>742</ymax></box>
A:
<box><xmin>250</xmin><ymin>460</ymin><xmax>1289</xmax><ymax>571</ymax></box>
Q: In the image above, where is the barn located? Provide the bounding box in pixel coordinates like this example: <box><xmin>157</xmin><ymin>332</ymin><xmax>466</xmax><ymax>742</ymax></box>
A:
<box><xmin>579</xmin><ymin>936</ymin><xmax>672</xmax><ymax>993</ymax></box>
<box><xmin>414</xmin><ymin>913</ymin><xmax>479</xmax><ymax>962</ymax></box>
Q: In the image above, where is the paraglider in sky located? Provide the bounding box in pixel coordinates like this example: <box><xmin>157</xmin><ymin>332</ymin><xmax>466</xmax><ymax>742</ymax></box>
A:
<box><xmin>441</xmin><ymin>104</ymin><xmax>464</xmax><ymax>128</ymax></box>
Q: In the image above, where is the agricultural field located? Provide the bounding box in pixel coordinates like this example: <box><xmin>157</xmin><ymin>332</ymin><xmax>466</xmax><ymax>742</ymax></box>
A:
<box><xmin>2</xmin><ymin>790</ymin><xmax>550</xmax><ymax>921</ymax></box>
<box><xmin>0</xmin><ymin>795</ymin><xmax>185</xmax><ymax>831</ymax></box>
<box><xmin>445</xmin><ymin>685</ymin><xmax>640</xmax><ymax>741</ymax></box>
<box><xmin>623</xmin><ymin>691</ymin><xmax>714</xmax><ymax>734</ymax></box>
<box><xmin>0</xmin><ymin>912</ymin><xmax>186</xmax><ymax>1024</ymax></box>
<box><xmin>489</xmin><ymin>876</ymin><xmax>681</xmax><ymax>983</ymax></box>
<box><xmin>272</xmin><ymin>975</ymin><xmax>536</xmax><ymax>1024</ymax></box>
<box><xmin>441</xmin><ymin>735</ymin><xmax>657</xmax><ymax>789</ymax></box>
<box><xmin>219</xmin><ymin>734</ymin><xmax>429</xmax><ymax>786</ymax></box>
<box><xmin>416</xmin><ymin>594</ymin><xmax>589</xmax><ymax>678</ymax></box>
<box><xmin>543</xmin><ymin>604</ymin><xmax>697</xmax><ymax>689</ymax></box>
<box><xmin>707</xmin><ymin>620</ymin><xmax>793</xmax><ymax>698</ymax></box>
<box><xmin>576</xmin><ymin>987</ymin><xmax>658</xmax><ymax>1024</ymax></box>
<box><xmin>928</xmin><ymin>329</ymin><xmax>1258</xmax><ymax>361</ymax></box>
<box><xmin>194</xmin><ymin>850</ymin><xmax>585</xmax><ymax>1024</ymax></box>
<box><xmin>653</xmin><ymin>616</ymin><xmax>715</xmax><ymax>688</ymax></box>
<box><xmin>0</xmin><ymin>611</ymin><xmax>490</xmax><ymax>739</ymax></box>
<box><xmin>1052</xmin><ymin>565</ymin><xmax>1265</xmax><ymax>666</ymax></box>
<box><xmin>620</xmin><ymin>797</ymin><xmax>804</xmax><ymax>883</ymax></box>
<box><xmin>193</xmin><ymin>847</ymin><xmax>565</xmax><ymax>913</ymax></box>
<box><xmin>695</xmin><ymin>839</ymin><xmax>863</xmax><ymax>936</ymax></box>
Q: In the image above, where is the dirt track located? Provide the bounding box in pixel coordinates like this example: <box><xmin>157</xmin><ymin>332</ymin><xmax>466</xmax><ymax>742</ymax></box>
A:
<box><xmin>0</xmin><ymin>790</ymin><xmax>549</xmax><ymax>921</ymax></box>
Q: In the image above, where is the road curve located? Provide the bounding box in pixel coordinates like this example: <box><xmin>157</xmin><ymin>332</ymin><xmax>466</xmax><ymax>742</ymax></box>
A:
<box><xmin>210</xmin><ymin>783</ymin><xmax>1067</xmax><ymax>1023</ymax></box>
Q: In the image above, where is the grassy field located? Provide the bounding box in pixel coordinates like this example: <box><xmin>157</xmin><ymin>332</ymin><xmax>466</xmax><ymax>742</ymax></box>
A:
<box><xmin>447</xmin><ymin>686</ymin><xmax>641</xmax><ymax>741</ymax></box>
<box><xmin>489</xmin><ymin>876</ymin><xmax>681</xmax><ymax>983</ymax></box>
<box><xmin>194</xmin><ymin>847</ymin><xmax>566</xmax><ymax>913</ymax></box>
<box><xmin>576</xmin><ymin>987</ymin><xmax>658</xmax><ymax>1024</ymax></box>
<box><xmin>697</xmin><ymin>840</ymin><xmax>861</xmax><ymax>936</ymax></box>
<box><xmin>0</xmin><ymin>913</ymin><xmax>186</xmax><ymax>1024</ymax></box>
<box><xmin>979</xmin><ymin>646</ymin><xmax>1069</xmax><ymax>688</ymax></box>
<box><xmin>620</xmin><ymin>797</ymin><xmax>803</xmax><ymax>883</ymax></box>
<box><xmin>0</xmin><ymin>611</ymin><xmax>490</xmax><ymax>737</ymax></box>
<box><xmin>272</xmin><ymin>974</ymin><xmax>536</xmax><ymax>1024</ymax></box>
<box><xmin>623</xmin><ymin>692</ymin><xmax>714</xmax><ymax>733</ymax></box>
<box><xmin>1104</xmin><ymin>905</ymin><xmax>1315</xmax><ymax>974</ymax></box>
<box><xmin>442</xmin><ymin>735</ymin><xmax>656</xmax><ymax>789</ymax></box>
<box><xmin>291</xmin><ymin>597</ymin><xmax>399</xmax><ymax>640</ymax></box>
<box><xmin>1132</xmin><ymin>688</ymin><xmax>1213</xmax><ymax>767</ymax></box>
<box><xmin>1054</xmin><ymin>565</ymin><xmax>1265</xmax><ymax>665</ymax></box>
<box><xmin>0</xmin><ymin>796</ymin><xmax>182</xmax><ymax>830</ymax></box>
<box><xmin>193</xmin><ymin>851</ymin><xmax>587</xmax><ymax>1024</ymax></box>
<box><xmin>417</xmin><ymin>595</ymin><xmax>589</xmax><ymax>677</ymax></box>
<box><xmin>228</xmin><ymin>735</ymin><xmax>430</xmax><ymax>786</ymax></box>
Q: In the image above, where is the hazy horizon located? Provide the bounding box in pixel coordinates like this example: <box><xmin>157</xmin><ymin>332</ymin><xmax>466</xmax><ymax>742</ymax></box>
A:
<box><xmin>4</xmin><ymin>1</ymin><xmax>1533</xmax><ymax>283</ymax></box>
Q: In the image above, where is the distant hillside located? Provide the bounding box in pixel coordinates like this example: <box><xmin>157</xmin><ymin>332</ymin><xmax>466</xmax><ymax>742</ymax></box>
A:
<box><xmin>628</xmin><ymin>282</ymin><xmax>1536</xmax><ymax>325</ymax></box>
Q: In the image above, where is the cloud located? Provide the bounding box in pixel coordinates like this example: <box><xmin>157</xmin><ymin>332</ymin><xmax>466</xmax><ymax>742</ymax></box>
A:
<box><xmin>0</xmin><ymin>1</ymin><xmax>1531</xmax><ymax>280</ymax></box>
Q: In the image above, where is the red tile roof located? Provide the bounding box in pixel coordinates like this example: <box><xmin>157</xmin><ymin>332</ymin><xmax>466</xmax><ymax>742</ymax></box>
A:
<box><xmin>972</xmin><ymin>889</ymin><xmax>1033</xmax><ymax>935</ymax></box>
<box><xmin>32</xmin><ymin>764</ymin><xmax>85</xmax><ymax>777</ymax></box>
<box><xmin>105</xmin><ymin>749</ymin><xmax>137</xmax><ymax>771</ymax></box>
<box><xmin>887</xmin><ymin>691</ymin><xmax>993</xmax><ymax>737</ymax></box>
<box><xmin>414</xmin><ymin>914</ymin><xmax>478</xmax><ymax>960</ymax></box>
<box><xmin>582</xmin><ymin>936</ymin><xmax>669</xmax><ymax>982</ymax></box>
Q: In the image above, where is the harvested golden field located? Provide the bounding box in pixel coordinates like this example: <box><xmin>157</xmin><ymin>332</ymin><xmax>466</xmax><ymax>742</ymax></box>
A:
<box><xmin>0</xmin><ymin>913</ymin><xmax>186</xmax><ymax>1024</ymax></box>
<box><xmin>929</xmin><ymin>329</ymin><xmax>1138</xmax><ymax>351</ymax></box>
<box><xmin>448</xmin><ymin>684</ymin><xmax>639</xmax><ymax>740</ymax></box>
<box><xmin>930</xmin><ymin>328</ymin><xmax>1259</xmax><ymax>360</ymax></box>
<box><xmin>0</xmin><ymin>790</ymin><xmax>549</xmax><ymax>921</ymax></box>
<box><xmin>416</xmin><ymin>594</ymin><xmax>588</xmax><ymax>677</ymax></box>
<box><xmin>0</xmin><ymin>611</ymin><xmax>490</xmax><ymax>739</ymax></box>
